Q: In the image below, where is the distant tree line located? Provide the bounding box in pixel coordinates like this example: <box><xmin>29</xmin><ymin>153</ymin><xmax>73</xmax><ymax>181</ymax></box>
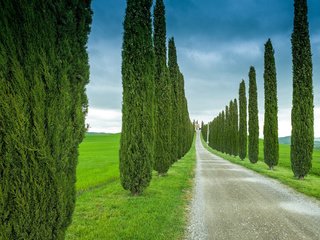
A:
<box><xmin>202</xmin><ymin>0</ymin><xmax>313</xmax><ymax>179</ymax></box>
<box><xmin>120</xmin><ymin>0</ymin><xmax>194</xmax><ymax>195</ymax></box>
<box><xmin>0</xmin><ymin>1</ymin><xmax>92</xmax><ymax>239</ymax></box>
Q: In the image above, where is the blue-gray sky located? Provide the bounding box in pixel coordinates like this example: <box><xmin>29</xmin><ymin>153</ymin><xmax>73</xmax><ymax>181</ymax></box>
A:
<box><xmin>86</xmin><ymin>0</ymin><xmax>320</xmax><ymax>137</ymax></box>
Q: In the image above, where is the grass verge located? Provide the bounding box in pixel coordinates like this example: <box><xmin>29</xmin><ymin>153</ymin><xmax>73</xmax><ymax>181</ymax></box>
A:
<box><xmin>200</xmin><ymin>135</ymin><xmax>320</xmax><ymax>200</ymax></box>
<box><xmin>66</xmin><ymin>134</ymin><xmax>196</xmax><ymax>240</ymax></box>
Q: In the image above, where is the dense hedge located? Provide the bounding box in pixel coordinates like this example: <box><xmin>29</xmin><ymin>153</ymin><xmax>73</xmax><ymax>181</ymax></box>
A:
<box><xmin>0</xmin><ymin>1</ymin><xmax>92</xmax><ymax>239</ymax></box>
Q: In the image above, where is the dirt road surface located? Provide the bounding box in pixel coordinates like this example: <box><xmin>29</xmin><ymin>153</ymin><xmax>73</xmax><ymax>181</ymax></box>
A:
<box><xmin>187</xmin><ymin>131</ymin><xmax>320</xmax><ymax>240</ymax></box>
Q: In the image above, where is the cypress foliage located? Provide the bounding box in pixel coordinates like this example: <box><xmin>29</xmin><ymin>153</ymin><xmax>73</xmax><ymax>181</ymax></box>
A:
<box><xmin>248</xmin><ymin>66</ymin><xmax>259</xmax><ymax>163</ymax></box>
<box><xmin>233</xmin><ymin>99</ymin><xmax>239</xmax><ymax>156</ymax></box>
<box><xmin>221</xmin><ymin>111</ymin><xmax>226</xmax><ymax>153</ymax></box>
<box><xmin>0</xmin><ymin>1</ymin><xmax>92</xmax><ymax>239</ymax></box>
<box><xmin>291</xmin><ymin>0</ymin><xmax>314</xmax><ymax>179</ymax></box>
<box><xmin>167</xmin><ymin>37</ymin><xmax>193</xmax><ymax>161</ymax></box>
<box><xmin>202</xmin><ymin>123</ymin><xmax>208</xmax><ymax>143</ymax></box>
<box><xmin>120</xmin><ymin>0</ymin><xmax>155</xmax><ymax>195</ymax></box>
<box><xmin>239</xmin><ymin>80</ymin><xmax>247</xmax><ymax>160</ymax></box>
<box><xmin>229</xmin><ymin>101</ymin><xmax>234</xmax><ymax>155</ymax></box>
<box><xmin>168</xmin><ymin>37</ymin><xmax>179</xmax><ymax>163</ymax></box>
<box><xmin>211</xmin><ymin>118</ymin><xmax>216</xmax><ymax>149</ymax></box>
<box><xmin>225</xmin><ymin>105</ymin><xmax>230</xmax><ymax>154</ymax></box>
<box><xmin>181</xmin><ymin>90</ymin><xmax>193</xmax><ymax>155</ymax></box>
<box><xmin>208</xmin><ymin>121</ymin><xmax>212</xmax><ymax>148</ymax></box>
<box><xmin>177</xmin><ymin>71</ymin><xmax>184</xmax><ymax>159</ymax></box>
<box><xmin>153</xmin><ymin>0</ymin><xmax>172</xmax><ymax>175</ymax></box>
<box><xmin>264</xmin><ymin>39</ymin><xmax>279</xmax><ymax>170</ymax></box>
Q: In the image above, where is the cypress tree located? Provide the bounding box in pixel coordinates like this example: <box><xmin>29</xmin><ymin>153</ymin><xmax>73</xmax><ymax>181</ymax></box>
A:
<box><xmin>182</xmin><ymin>92</ymin><xmax>193</xmax><ymax>155</ymax></box>
<box><xmin>120</xmin><ymin>0</ymin><xmax>155</xmax><ymax>195</ymax></box>
<box><xmin>233</xmin><ymin>98</ymin><xmax>239</xmax><ymax>156</ymax></box>
<box><xmin>229</xmin><ymin>101</ymin><xmax>234</xmax><ymax>155</ymax></box>
<box><xmin>248</xmin><ymin>66</ymin><xmax>259</xmax><ymax>163</ymax></box>
<box><xmin>177</xmin><ymin>71</ymin><xmax>184</xmax><ymax>159</ymax></box>
<box><xmin>239</xmin><ymin>80</ymin><xmax>247</xmax><ymax>160</ymax></box>
<box><xmin>225</xmin><ymin>105</ymin><xmax>230</xmax><ymax>154</ymax></box>
<box><xmin>168</xmin><ymin>37</ymin><xmax>179</xmax><ymax>163</ymax></box>
<box><xmin>291</xmin><ymin>0</ymin><xmax>314</xmax><ymax>179</ymax></box>
<box><xmin>0</xmin><ymin>1</ymin><xmax>92</xmax><ymax>239</ymax></box>
<box><xmin>202</xmin><ymin>124</ymin><xmax>208</xmax><ymax>143</ymax></box>
<box><xmin>264</xmin><ymin>39</ymin><xmax>279</xmax><ymax>170</ymax></box>
<box><xmin>221</xmin><ymin>111</ymin><xmax>225</xmax><ymax>153</ymax></box>
<box><xmin>153</xmin><ymin>0</ymin><xmax>172</xmax><ymax>175</ymax></box>
<box><xmin>217</xmin><ymin>112</ymin><xmax>224</xmax><ymax>152</ymax></box>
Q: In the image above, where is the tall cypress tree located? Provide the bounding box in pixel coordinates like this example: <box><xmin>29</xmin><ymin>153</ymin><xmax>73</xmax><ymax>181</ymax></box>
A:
<box><xmin>168</xmin><ymin>37</ymin><xmax>179</xmax><ymax>163</ymax></box>
<box><xmin>264</xmin><ymin>39</ymin><xmax>279</xmax><ymax>170</ymax></box>
<box><xmin>153</xmin><ymin>0</ymin><xmax>172</xmax><ymax>175</ymax></box>
<box><xmin>239</xmin><ymin>80</ymin><xmax>247</xmax><ymax>160</ymax></box>
<box><xmin>225</xmin><ymin>105</ymin><xmax>230</xmax><ymax>154</ymax></box>
<box><xmin>233</xmin><ymin>98</ymin><xmax>239</xmax><ymax>156</ymax></box>
<box><xmin>291</xmin><ymin>0</ymin><xmax>313</xmax><ymax>179</ymax></box>
<box><xmin>120</xmin><ymin>0</ymin><xmax>155</xmax><ymax>195</ymax></box>
<box><xmin>202</xmin><ymin>123</ymin><xmax>208</xmax><ymax>143</ymax></box>
<box><xmin>180</xmin><ymin>77</ymin><xmax>193</xmax><ymax>156</ymax></box>
<box><xmin>248</xmin><ymin>66</ymin><xmax>259</xmax><ymax>164</ymax></box>
<box><xmin>229</xmin><ymin>100</ymin><xmax>234</xmax><ymax>155</ymax></box>
<box><xmin>221</xmin><ymin>111</ymin><xmax>225</xmax><ymax>153</ymax></box>
<box><xmin>177</xmin><ymin>71</ymin><xmax>184</xmax><ymax>159</ymax></box>
<box><xmin>0</xmin><ymin>1</ymin><xmax>92</xmax><ymax>239</ymax></box>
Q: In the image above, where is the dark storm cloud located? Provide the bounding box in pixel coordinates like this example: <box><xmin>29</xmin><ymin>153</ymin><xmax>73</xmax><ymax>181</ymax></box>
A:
<box><xmin>87</xmin><ymin>0</ymin><xmax>320</xmax><ymax>135</ymax></box>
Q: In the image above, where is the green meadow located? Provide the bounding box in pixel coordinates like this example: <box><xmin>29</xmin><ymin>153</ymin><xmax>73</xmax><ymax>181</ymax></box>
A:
<box><xmin>202</xmin><ymin>136</ymin><xmax>320</xmax><ymax>200</ymax></box>
<box><xmin>66</xmin><ymin>133</ymin><xmax>196</xmax><ymax>240</ymax></box>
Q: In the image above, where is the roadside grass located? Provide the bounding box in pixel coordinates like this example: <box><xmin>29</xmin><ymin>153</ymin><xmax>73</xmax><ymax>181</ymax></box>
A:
<box><xmin>66</xmin><ymin>133</ymin><xmax>196</xmax><ymax>240</ymax></box>
<box><xmin>262</xmin><ymin>140</ymin><xmax>320</xmax><ymax>177</ymax></box>
<box><xmin>201</xmin><ymin>136</ymin><xmax>320</xmax><ymax>200</ymax></box>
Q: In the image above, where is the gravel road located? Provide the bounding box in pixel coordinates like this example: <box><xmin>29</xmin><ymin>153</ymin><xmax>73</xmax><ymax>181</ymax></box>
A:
<box><xmin>187</xmin><ymin>131</ymin><xmax>320</xmax><ymax>240</ymax></box>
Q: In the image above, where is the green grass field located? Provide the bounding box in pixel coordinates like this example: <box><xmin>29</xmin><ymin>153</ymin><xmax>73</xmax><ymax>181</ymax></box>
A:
<box><xmin>201</xmin><ymin>136</ymin><xmax>320</xmax><ymax>200</ymax></box>
<box><xmin>66</xmin><ymin>133</ymin><xmax>196</xmax><ymax>240</ymax></box>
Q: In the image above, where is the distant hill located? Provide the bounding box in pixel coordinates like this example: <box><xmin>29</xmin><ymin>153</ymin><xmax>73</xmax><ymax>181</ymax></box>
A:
<box><xmin>278</xmin><ymin>136</ymin><xmax>320</xmax><ymax>149</ymax></box>
<box><xmin>86</xmin><ymin>132</ymin><xmax>116</xmax><ymax>135</ymax></box>
<box><xmin>278</xmin><ymin>136</ymin><xmax>291</xmax><ymax>145</ymax></box>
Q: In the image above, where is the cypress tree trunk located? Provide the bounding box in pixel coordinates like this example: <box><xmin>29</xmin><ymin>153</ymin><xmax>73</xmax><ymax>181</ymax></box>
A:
<box><xmin>291</xmin><ymin>0</ymin><xmax>313</xmax><ymax>179</ymax></box>
<box><xmin>120</xmin><ymin>0</ymin><xmax>155</xmax><ymax>195</ymax></box>
<box><xmin>239</xmin><ymin>80</ymin><xmax>247</xmax><ymax>160</ymax></box>
<box><xmin>153</xmin><ymin>0</ymin><xmax>172</xmax><ymax>175</ymax></box>
<box><xmin>248</xmin><ymin>66</ymin><xmax>259</xmax><ymax>163</ymax></box>
<box><xmin>0</xmin><ymin>1</ymin><xmax>92</xmax><ymax>239</ymax></box>
<box><xmin>264</xmin><ymin>39</ymin><xmax>279</xmax><ymax>170</ymax></box>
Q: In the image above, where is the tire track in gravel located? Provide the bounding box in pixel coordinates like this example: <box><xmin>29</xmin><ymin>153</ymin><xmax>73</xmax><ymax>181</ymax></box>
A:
<box><xmin>187</xmin><ymin>131</ymin><xmax>320</xmax><ymax>240</ymax></box>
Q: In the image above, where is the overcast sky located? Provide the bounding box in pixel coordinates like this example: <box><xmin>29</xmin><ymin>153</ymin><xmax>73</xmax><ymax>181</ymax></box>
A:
<box><xmin>86</xmin><ymin>0</ymin><xmax>320</xmax><ymax>137</ymax></box>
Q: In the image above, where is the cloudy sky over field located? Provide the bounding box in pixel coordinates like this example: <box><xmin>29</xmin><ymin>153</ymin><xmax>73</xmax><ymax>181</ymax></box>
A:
<box><xmin>86</xmin><ymin>0</ymin><xmax>320</xmax><ymax>137</ymax></box>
